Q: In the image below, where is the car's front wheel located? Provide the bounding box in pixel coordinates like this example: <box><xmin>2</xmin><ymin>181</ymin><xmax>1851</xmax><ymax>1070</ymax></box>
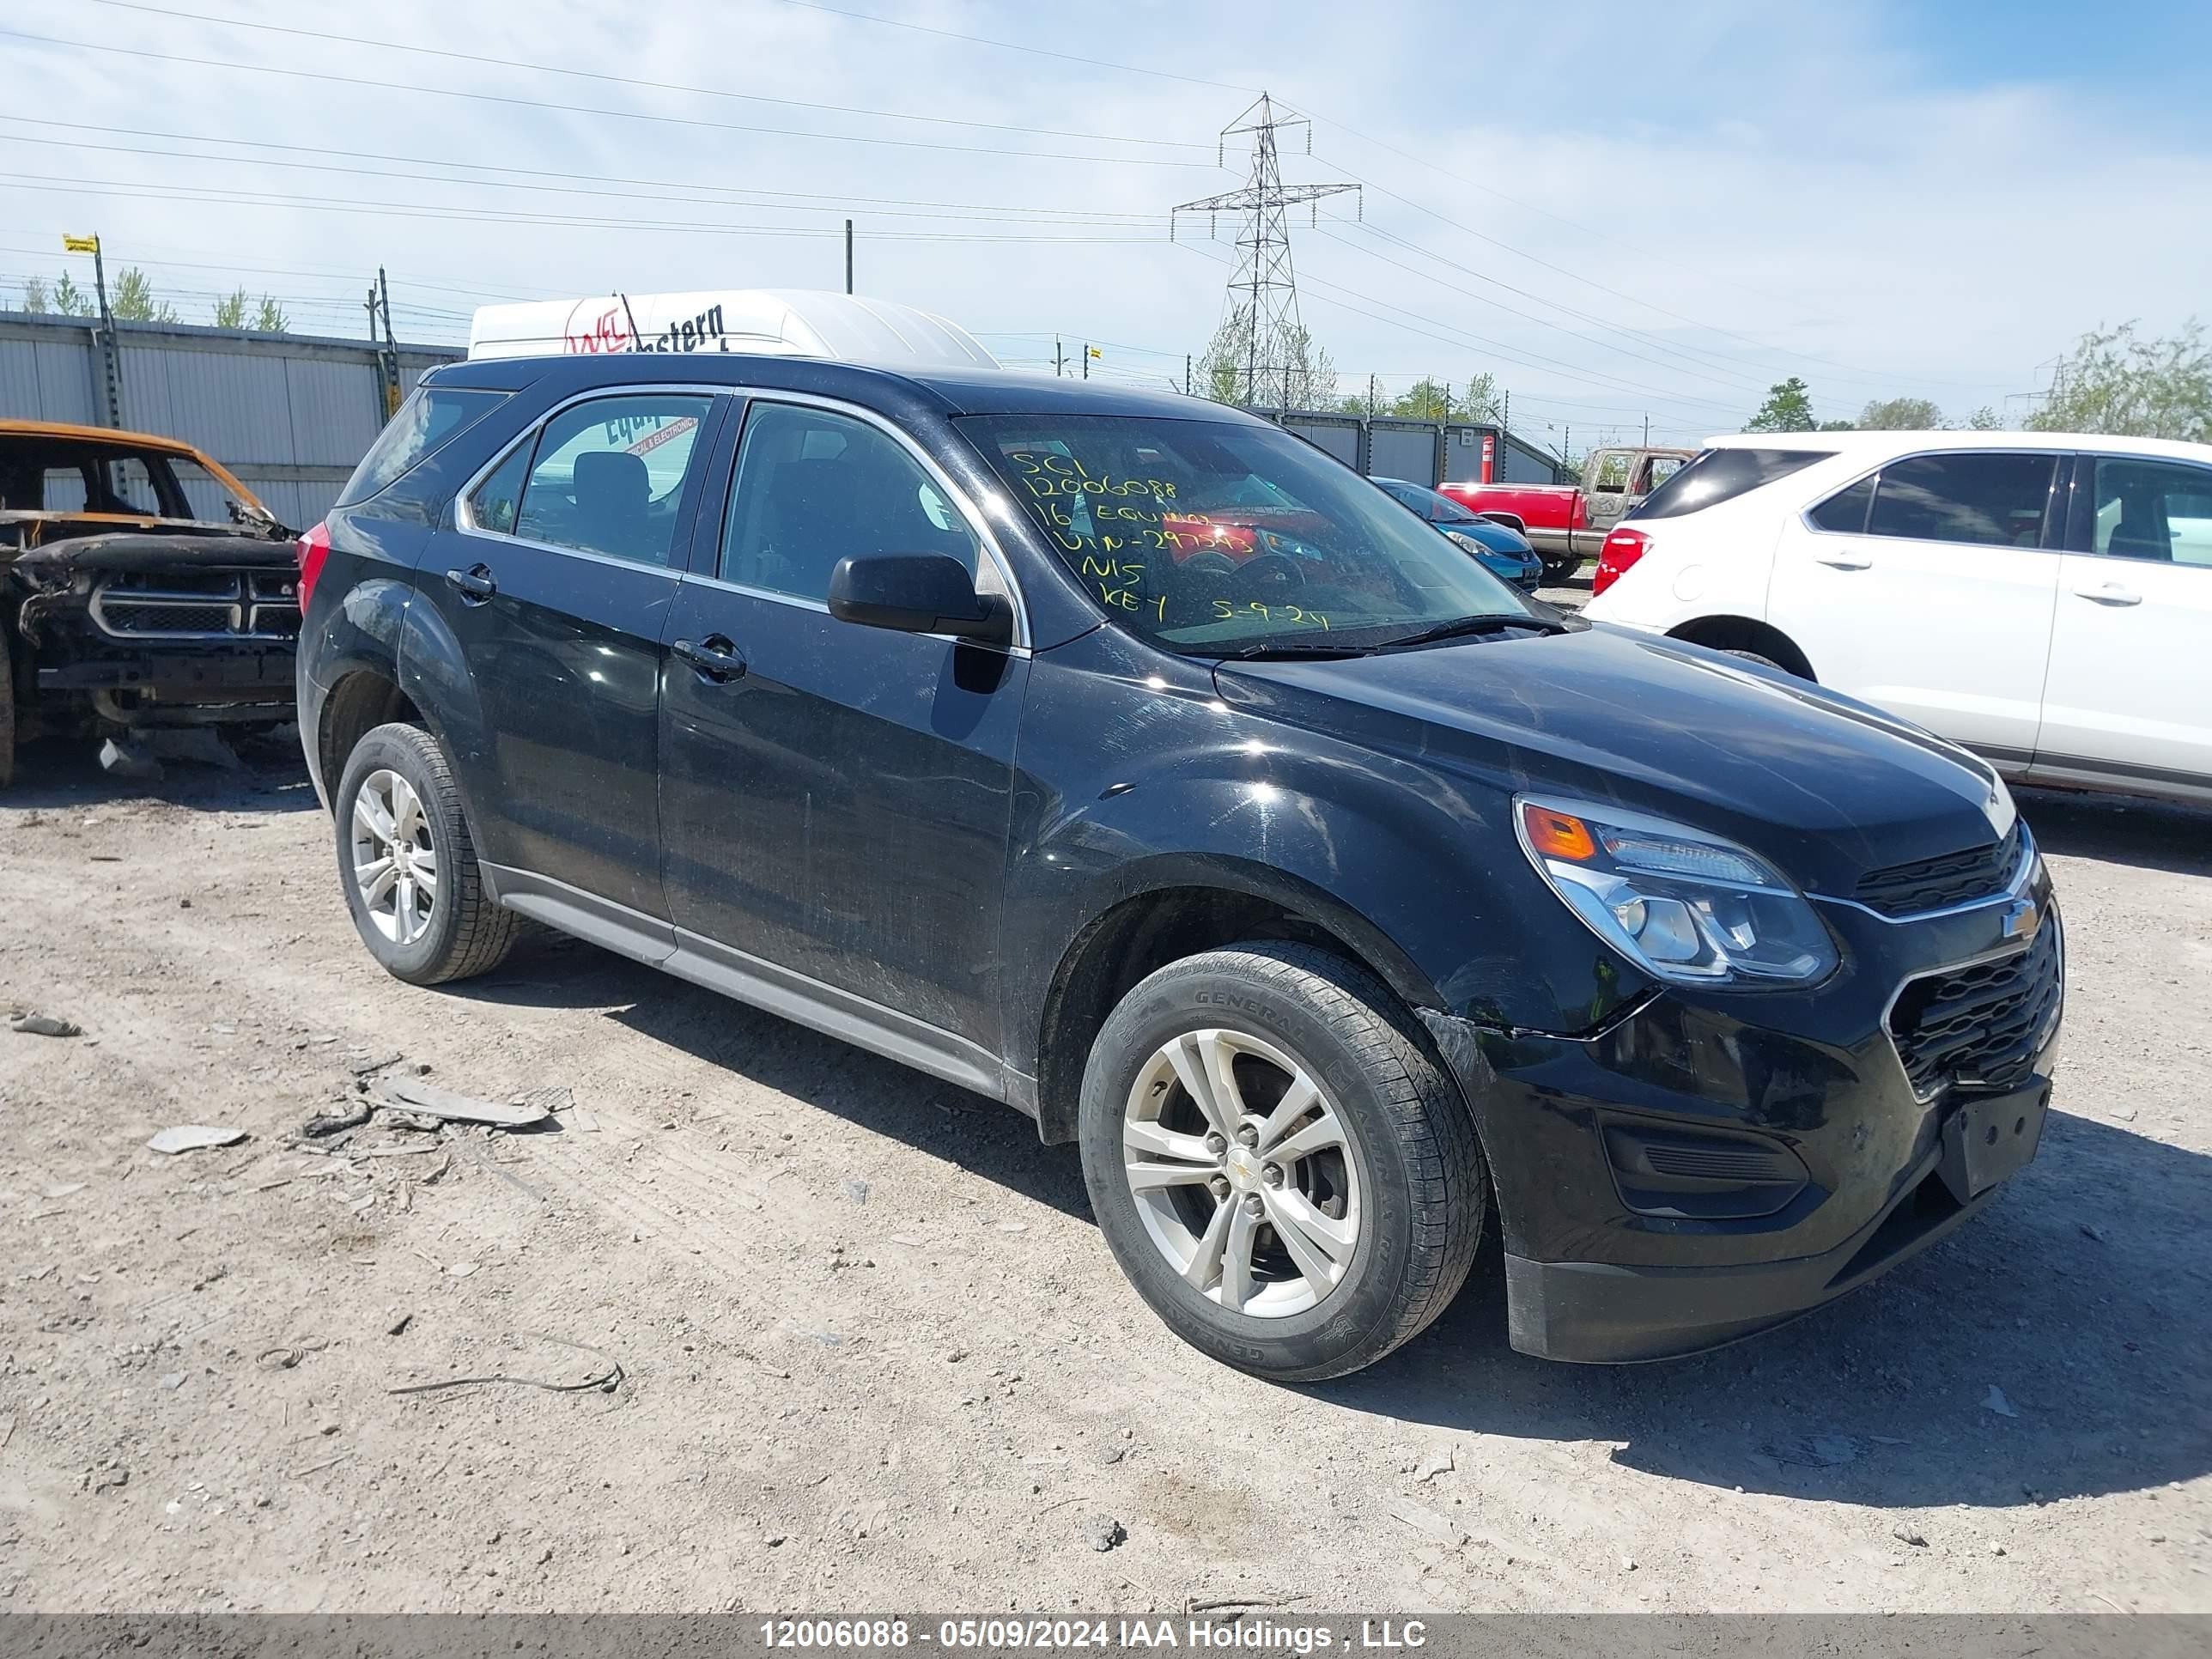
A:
<box><xmin>333</xmin><ymin>720</ymin><xmax>517</xmax><ymax>985</ymax></box>
<box><xmin>1079</xmin><ymin>943</ymin><xmax>1486</xmax><ymax>1382</ymax></box>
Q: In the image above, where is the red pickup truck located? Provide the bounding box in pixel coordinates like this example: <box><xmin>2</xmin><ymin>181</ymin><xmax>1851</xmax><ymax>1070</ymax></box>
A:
<box><xmin>1440</xmin><ymin>444</ymin><xmax>1693</xmax><ymax>584</ymax></box>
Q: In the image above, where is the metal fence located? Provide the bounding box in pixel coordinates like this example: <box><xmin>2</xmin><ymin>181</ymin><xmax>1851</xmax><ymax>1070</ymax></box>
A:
<box><xmin>0</xmin><ymin>311</ymin><xmax>462</xmax><ymax>530</ymax></box>
<box><xmin>1254</xmin><ymin>406</ymin><xmax>1569</xmax><ymax>488</ymax></box>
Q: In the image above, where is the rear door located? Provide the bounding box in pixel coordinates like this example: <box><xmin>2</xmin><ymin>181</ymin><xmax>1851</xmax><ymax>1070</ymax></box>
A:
<box><xmin>2035</xmin><ymin>452</ymin><xmax>2212</xmax><ymax>793</ymax></box>
<box><xmin>1765</xmin><ymin>447</ymin><xmax>2065</xmax><ymax>760</ymax></box>
<box><xmin>425</xmin><ymin>387</ymin><xmax>720</xmax><ymax>916</ymax></box>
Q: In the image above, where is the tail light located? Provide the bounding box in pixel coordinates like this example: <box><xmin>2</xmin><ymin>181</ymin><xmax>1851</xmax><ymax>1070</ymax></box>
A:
<box><xmin>1593</xmin><ymin>526</ymin><xmax>1650</xmax><ymax>597</ymax></box>
<box><xmin>295</xmin><ymin>520</ymin><xmax>331</xmax><ymax>613</ymax></box>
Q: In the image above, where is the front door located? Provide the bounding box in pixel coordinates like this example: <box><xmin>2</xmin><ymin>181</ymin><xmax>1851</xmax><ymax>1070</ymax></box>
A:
<box><xmin>422</xmin><ymin>388</ymin><xmax>719</xmax><ymax>916</ymax></box>
<box><xmin>659</xmin><ymin>397</ymin><xmax>1029</xmax><ymax>1056</ymax></box>
<box><xmin>1766</xmin><ymin>447</ymin><xmax>2065</xmax><ymax>759</ymax></box>
<box><xmin>2037</xmin><ymin>452</ymin><xmax>2212</xmax><ymax>792</ymax></box>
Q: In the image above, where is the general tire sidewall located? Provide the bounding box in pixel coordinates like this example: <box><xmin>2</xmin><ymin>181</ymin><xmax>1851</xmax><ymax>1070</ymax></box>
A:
<box><xmin>1079</xmin><ymin>964</ymin><xmax>1419</xmax><ymax>1378</ymax></box>
<box><xmin>332</xmin><ymin>726</ymin><xmax>466</xmax><ymax>983</ymax></box>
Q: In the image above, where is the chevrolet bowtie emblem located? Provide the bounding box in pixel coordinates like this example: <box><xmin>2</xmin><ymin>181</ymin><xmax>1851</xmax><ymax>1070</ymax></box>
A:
<box><xmin>2002</xmin><ymin>897</ymin><xmax>2041</xmax><ymax>944</ymax></box>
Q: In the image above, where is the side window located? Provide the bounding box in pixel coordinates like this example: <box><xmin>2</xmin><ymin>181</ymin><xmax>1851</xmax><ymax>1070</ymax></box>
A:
<box><xmin>337</xmin><ymin>386</ymin><xmax>507</xmax><ymax>507</ymax></box>
<box><xmin>1808</xmin><ymin>474</ymin><xmax>1875</xmax><ymax>533</ymax></box>
<box><xmin>1867</xmin><ymin>453</ymin><xmax>2056</xmax><ymax>548</ymax></box>
<box><xmin>110</xmin><ymin>457</ymin><xmax>166</xmax><ymax>515</ymax></box>
<box><xmin>468</xmin><ymin>443</ymin><xmax>532</xmax><ymax>536</ymax></box>
<box><xmin>719</xmin><ymin>403</ymin><xmax>979</xmax><ymax>603</ymax></box>
<box><xmin>1588</xmin><ymin>451</ymin><xmax>1634</xmax><ymax>494</ymax></box>
<box><xmin>1636</xmin><ymin>454</ymin><xmax>1685</xmax><ymax>494</ymax></box>
<box><xmin>41</xmin><ymin>465</ymin><xmax>90</xmax><ymax>513</ymax></box>
<box><xmin>511</xmin><ymin>393</ymin><xmax>713</xmax><ymax>567</ymax></box>
<box><xmin>2089</xmin><ymin>458</ymin><xmax>2212</xmax><ymax>567</ymax></box>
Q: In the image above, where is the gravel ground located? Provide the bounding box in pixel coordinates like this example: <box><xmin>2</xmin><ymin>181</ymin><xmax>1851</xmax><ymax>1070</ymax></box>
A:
<box><xmin>2</xmin><ymin>721</ymin><xmax>2207</xmax><ymax>1615</ymax></box>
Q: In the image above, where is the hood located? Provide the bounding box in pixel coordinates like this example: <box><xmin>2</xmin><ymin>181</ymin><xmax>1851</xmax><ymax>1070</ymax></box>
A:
<box><xmin>10</xmin><ymin>529</ymin><xmax>299</xmax><ymax>584</ymax></box>
<box><xmin>1212</xmin><ymin>622</ymin><xmax>2012</xmax><ymax>896</ymax></box>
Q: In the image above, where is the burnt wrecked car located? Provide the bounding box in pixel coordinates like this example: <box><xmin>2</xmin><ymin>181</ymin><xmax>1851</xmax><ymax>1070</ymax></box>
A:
<box><xmin>0</xmin><ymin>420</ymin><xmax>301</xmax><ymax>783</ymax></box>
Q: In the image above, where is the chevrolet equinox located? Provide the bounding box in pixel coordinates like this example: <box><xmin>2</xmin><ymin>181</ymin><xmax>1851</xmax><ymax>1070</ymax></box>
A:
<box><xmin>296</xmin><ymin>351</ymin><xmax>2063</xmax><ymax>1379</ymax></box>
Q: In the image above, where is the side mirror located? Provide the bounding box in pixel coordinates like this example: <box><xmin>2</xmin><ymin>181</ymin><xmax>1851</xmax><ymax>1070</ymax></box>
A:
<box><xmin>827</xmin><ymin>553</ymin><xmax>1012</xmax><ymax>645</ymax></box>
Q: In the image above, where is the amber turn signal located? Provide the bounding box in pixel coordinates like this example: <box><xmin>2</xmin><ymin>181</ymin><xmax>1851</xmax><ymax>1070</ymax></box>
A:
<box><xmin>1522</xmin><ymin>803</ymin><xmax>1596</xmax><ymax>862</ymax></box>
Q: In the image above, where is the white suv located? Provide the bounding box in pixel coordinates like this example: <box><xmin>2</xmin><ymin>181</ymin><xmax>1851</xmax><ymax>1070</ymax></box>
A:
<box><xmin>1581</xmin><ymin>429</ymin><xmax>2212</xmax><ymax>805</ymax></box>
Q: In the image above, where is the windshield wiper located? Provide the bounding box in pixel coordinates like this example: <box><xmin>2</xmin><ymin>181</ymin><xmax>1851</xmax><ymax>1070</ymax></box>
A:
<box><xmin>1205</xmin><ymin>640</ymin><xmax>1377</xmax><ymax>662</ymax></box>
<box><xmin>1371</xmin><ymin>612</ymin><xmax>1567</xmax><ymax>651</ymax></box>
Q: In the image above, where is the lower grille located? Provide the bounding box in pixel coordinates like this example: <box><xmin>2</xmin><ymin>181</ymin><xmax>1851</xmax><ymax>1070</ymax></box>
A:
<box><xmin>90</xmin><ymin>569</ymin><xmax>301</xmax><ymax>642</ymax></box>
<box><xmin>1887</xmin><ymin>915</ymin><xmax>2063</xmax><ymax>1101</ymax></box>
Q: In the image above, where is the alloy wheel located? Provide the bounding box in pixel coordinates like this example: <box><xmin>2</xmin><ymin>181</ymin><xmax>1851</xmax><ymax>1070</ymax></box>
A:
<box><xmin>349</xmin><ymin>768</ymin><xmax>439</xmax><ymax>946</ymax></box>
<box><xmin>1121</xmin><ymin>1027</ymin><xmax>1362</xmax><ymax>1318</ymax></box>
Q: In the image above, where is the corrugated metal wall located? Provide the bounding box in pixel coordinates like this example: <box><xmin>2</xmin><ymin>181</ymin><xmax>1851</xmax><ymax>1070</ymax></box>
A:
<box><xmin>0</xmin><ymin>311</ymin><xmax>461</xmax><ymax>529</ymax></box>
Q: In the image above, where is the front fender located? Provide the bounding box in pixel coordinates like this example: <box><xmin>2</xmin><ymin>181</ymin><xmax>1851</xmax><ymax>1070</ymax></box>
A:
<box><xmin>1000</xmin><ymin>630</ymin><xmax>1647</xmax><ymax>1082</ymax></box>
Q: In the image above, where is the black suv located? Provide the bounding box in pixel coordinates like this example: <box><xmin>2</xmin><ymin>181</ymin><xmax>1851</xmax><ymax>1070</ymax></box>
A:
<box><xmin>297</xmin><ymin>351</ymin><xmax>2063</xmax><ymax>1379</ymax></box>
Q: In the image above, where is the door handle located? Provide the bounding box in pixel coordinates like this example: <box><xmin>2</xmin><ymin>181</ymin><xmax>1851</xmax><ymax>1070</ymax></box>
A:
<box><xmin>672</xmin><ymin>635</ymin><xmax>747</xmax><ymax>683</ymax></box>
<box><xmin>2074</xmin><ymin>582</ymin><xmax>2142</xmax><ymax>606</ymax></box>
<box><xmin>1814</xmin><ymin>553</ymin><xmax>1873</xmax><ymax>570</ymax></box>
<box><xmin>445</xmin><ymin>563</ymin><xmax>496</xmax><ymax>604</ymax></box>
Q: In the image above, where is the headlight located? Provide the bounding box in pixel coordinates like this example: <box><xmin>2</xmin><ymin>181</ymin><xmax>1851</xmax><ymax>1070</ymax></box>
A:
<box><xmin>1444</xmin><ymin>530</ymin><xmax>1486</xmax><ymax>556</ymax></box>
<box><xmin>1514</xmin><ymin>795</ymin><xmax>1838</xmax><ymax>986</ymax></box>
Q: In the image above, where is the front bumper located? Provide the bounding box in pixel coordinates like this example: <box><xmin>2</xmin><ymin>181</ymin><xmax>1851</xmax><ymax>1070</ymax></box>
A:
<box><xmin>1428</xmin><ymin>854</ymin><xmax>2063</xmax><ymax>1363</ymax></box>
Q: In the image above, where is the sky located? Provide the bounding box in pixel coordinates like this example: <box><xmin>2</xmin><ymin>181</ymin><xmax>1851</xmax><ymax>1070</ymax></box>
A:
<box><xmin>3</xmin><ymin>0</ymin><xmax>2208</xmax><ymax>451</ymax></box>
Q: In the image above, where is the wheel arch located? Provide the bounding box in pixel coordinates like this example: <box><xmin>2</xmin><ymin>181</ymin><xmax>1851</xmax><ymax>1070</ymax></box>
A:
<box><xmin>1666</xmin><ymin>614</ymin><xmax>1817</xmax><ymax>680</ymax></box>
<box><xmin>1027</xmin><ymin>858</ymin><xmax>1445</xmax><ymax>1146</ymax></box>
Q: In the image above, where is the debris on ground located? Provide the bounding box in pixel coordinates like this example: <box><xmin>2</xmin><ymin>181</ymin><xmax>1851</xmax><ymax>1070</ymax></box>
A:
<box><xmin>11</xmin><ymin>1012</ymin><xmax>82</xmax><ymax>1037</ymax></box>
<box><xmin>146</xmin><ymin>1124</ymin><xmax>249</xmax><ymax>1155</ymax></box>
<box><xmin>300</xmin><ymin>1101</ymin><xmax>374</xmax><ymax>1139</ymax></box>
<box><xmin>1414</xmin><ymin>1445</ymin><xmax>1455</xmax><ymax>1482</ymax></box>
<box><xmin>1893</xmin><ymin>1523</ymin><xmax>1929</xmax><ymax>1547</ymax></box>
<box><xmin>1983</xmin><ymin>1385</ymin><xmax>2020</xmax><ymax>1419</ymax></box>
<box><xmin>1080</xmin><ymin>1514</ymin><xmax>1125</xmax><ymax>1553</ymax></box>
<box><xmin>842</xmin><ymin>1179</ymin><xmax>870</xmax><ymax>1205</ymax></box>
<box><xmin>386</xmin><ymin>1335</ymin><xmax>623</xmax><ymax>1397</ymax></box>
<box><xmin>369</xmin><ymin>1075</ymin><xmax>551</xmax><ymax>1129</ymax></box>
<box><xmin>98</xmin><ymin>737</ymin><xmax>163</xmax><ymax>781</ymax></box>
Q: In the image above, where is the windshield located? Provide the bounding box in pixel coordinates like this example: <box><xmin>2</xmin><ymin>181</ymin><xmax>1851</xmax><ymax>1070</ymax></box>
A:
<box><xmin>960</xmin><ymin>414</ymin><xmax>1534</xmax><ymax>653</ymax></box>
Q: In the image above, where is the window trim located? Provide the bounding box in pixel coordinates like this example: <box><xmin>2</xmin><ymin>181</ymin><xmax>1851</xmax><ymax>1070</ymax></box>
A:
<box><xmin>453</xmin><ymin>383</ymin><xmax>732</xmax><ymax>574</ymax></box>
<box><xmin>2064</xmin><ymin>449</ymin><xmax>2212</xmax><ymax>567</ymax></box>
<box><xmin>693</xmin><ymin>388</ymin><xmax>1031</xmax><ymax>651</ymax></box>
<box><xmin>1800</xmin><ymin>447</ymin><xmax>2073</xmax><ymax>550</ymax></box>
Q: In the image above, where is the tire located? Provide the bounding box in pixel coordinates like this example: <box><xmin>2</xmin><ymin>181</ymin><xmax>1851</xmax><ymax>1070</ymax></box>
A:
<box><xmin>1540</xmin><ymin>555</ymin><xmax>1582</xmax><ymax>586</ymax></box>
<box><xmin>332</xmin><ymin>720</ymin><xmax>517</xmax><ymax>986</ymax></box>
<box><xmin>1078</xmin><ymin>942</ymin><xmax>1486</xmax><ymax>1382</ymax></box>
<box><xmin>0</xmin><ymin>619</ymin><xmax>15</xmax><ymax>790</ymax></box>
<box><xmin>1721</xmin><ymin>647</ymin><xmax>1789</xmax><ymax>673</ymax></box>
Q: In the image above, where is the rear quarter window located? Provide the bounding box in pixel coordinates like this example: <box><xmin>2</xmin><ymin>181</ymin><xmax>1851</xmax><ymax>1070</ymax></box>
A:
<box><xmin>337</xmin><ymin>386</ymin><xmax>507</xmax><ymax>507</ymax></box>
<box><xmin>1632</xmin><ymin>447</ymin><xmax>1835</xmax><ymax>520</ymax></box>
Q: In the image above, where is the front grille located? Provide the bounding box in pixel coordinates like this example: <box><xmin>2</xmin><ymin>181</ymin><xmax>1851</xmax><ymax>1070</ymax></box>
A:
<box><xmin>1887</xmin><ymin>916</ymin><xmax>2062</xmax><ymax>1102</ymax></box>
<box><xmin>1855</xmin><ymin>824</ymin><xmax>2022</xmax><ymax>916</ymax></box>
<box><xmin>89</xmin><ymin>569</ymin><xmax>301</xmax><ymax>642</ymax></box>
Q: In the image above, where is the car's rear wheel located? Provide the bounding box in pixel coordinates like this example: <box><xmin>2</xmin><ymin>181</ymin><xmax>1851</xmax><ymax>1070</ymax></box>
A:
<box><xmin>1079</xmin><ymin>942</ymin><xmax>1486</xmax><ymax>1382</ymax></box>
<box><xmin>1540</xmin><ymin>554</ymin><xmax>1582</xmax><ymax>586</ymax></box>
<box><xmin>333</xmin><ymin>720</ymin><xmax>517</xmax><ymax>985</ymax></box>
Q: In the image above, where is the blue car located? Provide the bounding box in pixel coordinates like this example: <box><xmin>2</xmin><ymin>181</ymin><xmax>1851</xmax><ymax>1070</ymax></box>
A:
<box><xmin>1373</xmin><ymin>477</ymin><xmax>1545</xmax><ymax>592</ymax></box>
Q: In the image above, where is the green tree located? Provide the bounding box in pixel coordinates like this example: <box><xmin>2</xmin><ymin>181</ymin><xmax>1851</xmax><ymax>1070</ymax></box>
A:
<box><xmin>21</xmin><ymin>275</ymin><xmax>48</xmax><ymax>313</ymax></box>
<box><xmin>211</xmin><ymin>288</ymin><xmax>290</xmax><ymax>332</ymax></box>
<box><xmin>2026</xmin><ymin>319</ymin><xmax>2211</xmax><ymax>442</ymax></box>
<box><xmin>1965</xmin><ymin>405</ymin><xmax>2001</xmax><ymax>430</ymax></box>
<box><xmin>1389</xmin><ymin>377</ymin><xmax>1454</xmax><ymax>421</ymax></box>
<box><xmin>50</xmin><ymin>271</ymin><xmax>94</xmax><ymax>317</ymax></box>
<box><xmin>1745</xmin><ymin>376</ymin><xmax>1817</xmax><ymax>432</ymax></box>
<box><xmin>252</xmin><ymin>295</ymin><xmax>289</xmax><ymax>333</ymax></box>
<box><xmin>212</xmin><ymin>287</ymin><xmax>250</xmax><ymax>330</ymax></box>
<box><xmin>110</xmin><ymin>266</ymin><xmax>179</xmax><ymax>324</ymax></box>
<box><xmin>1856</xmin><ymin>396</ymin><xmax>1944</xmax><ymax>429</ymax></box>
<box><xmin>1458</xmin><ymin>372</ymin><xmax>1503</xmax><ymax>423</ymax></box>
<box><xmin>1196</xmin><ymin>308</ymin><xmax>1337</xmax><ymax>408</ymax></box>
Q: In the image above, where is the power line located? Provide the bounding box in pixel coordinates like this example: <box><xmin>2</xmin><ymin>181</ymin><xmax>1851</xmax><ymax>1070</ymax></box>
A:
<box><xmin>76</xmin><ymin>0</ymin><xmax>1212</xmax><ymax>154</ymax></box>
<box><xmin>0</xmin><ymin>174</ymin><xmax>1173</xmax><ymax>245</ymax></box>
<box><xmin>0</xmin><ymin>27</ymin><xmax>1218</xmax><ymax>169</ymax></box>
<box><xmin>763</xmin><ymin>0</ymin><xmax>1257</xmax><ymax>93</ymax></box>
<box><xmin>0</xmin><ymin>129</ymin><xmax>1177</xmax><ymax>229</ymax></box>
